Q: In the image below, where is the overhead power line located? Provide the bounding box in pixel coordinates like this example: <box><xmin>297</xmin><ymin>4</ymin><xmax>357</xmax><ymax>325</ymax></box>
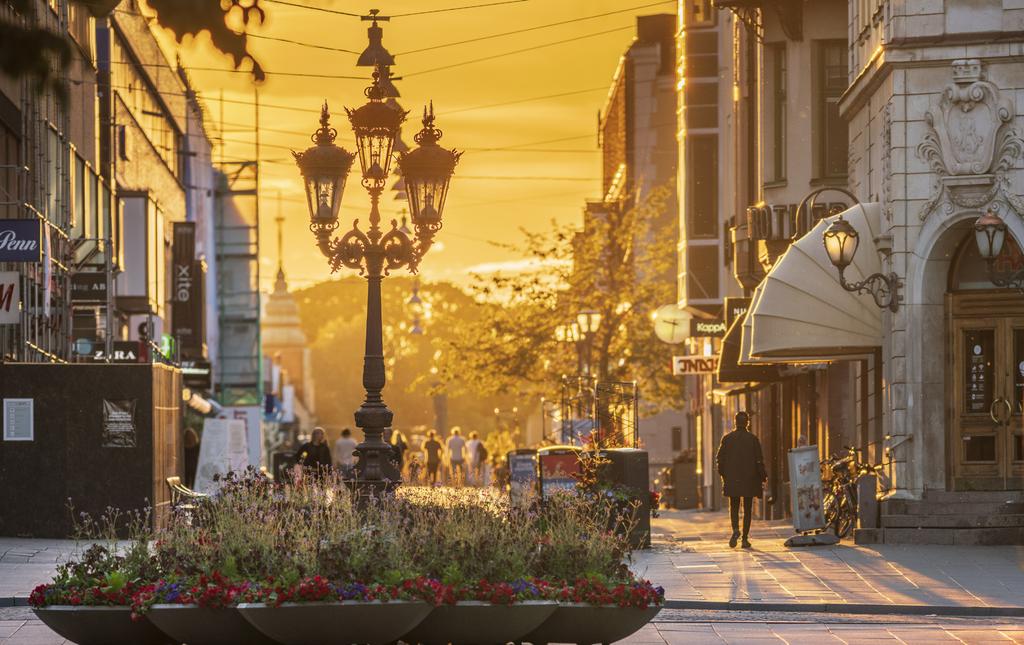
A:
<box><xmin>397</xmin><ymin>0</ymin><xmax>674</xmax><ymax>55</ymax></box>
<box><xmin>404</xmin><ymin>24</ymin><xmax>634</xmax><ymax>78</ymax></box>
<box><xmin>248</xmin><ymin>33</ymin><xmax>360</xmax><ymax>54</ymax></box>
<box><xmin>261</xmin><ymin>0</ymin><xmax>360</xmax><ymax>16</ymax></box>
<box><xmin>391</xmin><ymin>0</ymin><xmax>529</xmax><ymax>17</ymax></box>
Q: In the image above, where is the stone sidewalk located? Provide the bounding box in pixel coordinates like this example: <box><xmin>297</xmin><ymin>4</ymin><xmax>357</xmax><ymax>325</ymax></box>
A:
<box><xmin>635</xmin><ymin>510</ymin><xmax>1024</xmax><ymax>612</ymax></box>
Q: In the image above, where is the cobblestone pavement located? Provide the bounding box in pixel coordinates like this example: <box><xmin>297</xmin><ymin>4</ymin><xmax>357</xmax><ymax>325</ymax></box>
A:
<box><xmin>3</xmin><ymin>606</ymin><xmax>1023</xmax><ymax>644</ymax></box>
<box><xmin>633</xmin><ymin>510</ymin><xmax>1024</xmax><ymax>609</ymax></box>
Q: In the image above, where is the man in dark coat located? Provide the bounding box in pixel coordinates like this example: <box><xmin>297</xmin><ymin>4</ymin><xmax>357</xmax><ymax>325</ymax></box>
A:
<box><xmin>716</xmin><ymin>411</ymin><xmax>767</xmax><ymax>548</ymax></box>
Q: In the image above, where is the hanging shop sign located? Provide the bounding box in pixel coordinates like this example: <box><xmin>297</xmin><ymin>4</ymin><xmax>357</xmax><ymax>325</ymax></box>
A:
<box><xmin>70</xmin><ymin>273</ymin><xmax>107</xmax><ymax>304</ymax></box>
<box><xmin>92</xmin><ymin>340</ymin><xmax>143</xmax><ymax>363</ymax></box>
<box><xmin>672</xmin><ymin>355</ymin><xmax>720</xmax><ymax>375</ymax></box>
<box><xmin>688</xmin><ymin>317</ymin><xmax>726</xmax><ymax>338</ymax></box>
<box><xmin>0</xmin><ymin>219</ymin><xmax>41</xmax><ymax>262</ymax></box>
<box><xmin>724</xmin><ymin>297</ymin><xmax>751</xmax><ymax>328</ymax></box>
<box><xmin>171</xmin><ymin>222</ymin><xmax>205</xmax><ymax>356</ymax></box>
<box><xmin>0</xmin><ymin>271</ymin><xmax>19</xmax><ymax>324</ymax></box>
<box><xmin>181</xmin><ymin>358</ymin><xmax>212</xmax><ymax>390</ymax></box>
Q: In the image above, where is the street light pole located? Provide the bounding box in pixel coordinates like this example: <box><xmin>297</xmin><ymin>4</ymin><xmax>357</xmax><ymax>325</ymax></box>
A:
<box><xmin>293</xmin><ymin>68</ymin><xmax>460</xmax><ymax>491</ymax></box>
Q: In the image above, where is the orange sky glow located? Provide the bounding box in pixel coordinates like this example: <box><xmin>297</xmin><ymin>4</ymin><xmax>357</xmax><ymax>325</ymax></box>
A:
<box><xmin>155</xmin><ymin>0</ymin><xmax>675</xmax><ymax>290</ymax></box>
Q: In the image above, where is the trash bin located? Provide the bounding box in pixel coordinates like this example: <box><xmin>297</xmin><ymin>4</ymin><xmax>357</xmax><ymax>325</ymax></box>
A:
<box><xmin>672</xmin><ymin>452</ymin><xmax>698</xmax><ymax>509</ymax></box>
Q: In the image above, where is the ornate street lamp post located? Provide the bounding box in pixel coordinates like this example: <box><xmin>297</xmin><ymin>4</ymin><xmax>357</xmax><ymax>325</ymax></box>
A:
<box><xmin>294</xmin><ymin>68</ymin><xmax>460</xmax><ymax>490</ymax></box>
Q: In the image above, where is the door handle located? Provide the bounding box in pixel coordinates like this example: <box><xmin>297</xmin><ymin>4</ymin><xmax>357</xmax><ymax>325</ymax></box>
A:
<box><xmin>990</xmin><ymin>397</ymin><xmax>1012</xmax><ymax>425</ymax></box>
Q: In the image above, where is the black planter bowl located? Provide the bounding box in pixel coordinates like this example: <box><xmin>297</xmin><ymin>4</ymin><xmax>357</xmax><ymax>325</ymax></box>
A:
<box><xmin>146</xmin><ymin>604</ymin><xmax>281</xmax><ymax>645</ymax></box>
<box><xmin>32</xmin><ymin>606</ymin><xmax>174</xmax><ymax>645</ymax></box>
<box><xmin>518</xmin><ymin>603</ymin><xmax>661</xmax><ymax>645</ymax></box>
<box><xmin>402</xmin><ymin>600</ymin><xmax>556</xmax><ymax>645</ymax></box>
<box><xmin>237</xmin><ymin>600</ymin><xmax>432</xmax><ymax>645</ymax></box>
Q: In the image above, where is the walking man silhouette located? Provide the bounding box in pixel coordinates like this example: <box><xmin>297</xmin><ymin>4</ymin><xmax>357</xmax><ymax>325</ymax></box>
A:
<box><xmin>716</xmin><ymin>411</ymin><xmax>767</xmax><ymax>548</ymax></box>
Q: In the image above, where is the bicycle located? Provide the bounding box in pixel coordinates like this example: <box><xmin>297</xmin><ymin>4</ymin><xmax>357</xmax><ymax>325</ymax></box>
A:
<box><xmin>821</xmin><ymin>446</ymin><xmax>890</xmax><ymax>538</ymax></box>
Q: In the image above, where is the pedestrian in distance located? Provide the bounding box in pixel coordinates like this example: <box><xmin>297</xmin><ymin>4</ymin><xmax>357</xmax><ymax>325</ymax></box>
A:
<box><xmin>333</xmin><ymin>427</ymin><xmax>358</xmax><ymax>480</ymax></box>
<box><xmin>465</xmin><ymin>431</ymin><xmax>482</xmax><ymax>485</ymax></box>
<box><xmin>715</xmin><ymin>411</ymin><xmax>767</xmax><ymax>549</ymax></box>
<box><xmin>423</xmin><ymin>430</ymin><xmax>443</xmax><ymax>485</ymax></box>
<box><xmin>446</xmin><ymin>427</ymin><xmax>467</xmax><ymax>484</ymax></box>
<box><xmin>297</xmin><ymin>426</ymin><xmax>333</xmax><ymax>482</ymax></box>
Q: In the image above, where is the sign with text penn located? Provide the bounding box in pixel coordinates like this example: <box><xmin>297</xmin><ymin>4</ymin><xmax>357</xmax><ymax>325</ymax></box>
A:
<box><xmin>689</xmin><ymin>317</ymin><xmax>727</xmax><ymax>338</ymax></box>
<box><xmin>673</xmin><ymin>355</ymin><xmax>720</xmax><ymax>376</ymax></box>
<box><xmin>0</xmin><ymin>219</ymin><xmax>41</xmax><ymax>262</ymax></box>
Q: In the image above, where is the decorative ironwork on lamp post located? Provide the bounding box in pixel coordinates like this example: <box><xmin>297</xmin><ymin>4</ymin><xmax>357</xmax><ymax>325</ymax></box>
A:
<box><xmin>293</xmin><ymin>68</ymin><xmax>460</xmax><ymax>490</ymax></box>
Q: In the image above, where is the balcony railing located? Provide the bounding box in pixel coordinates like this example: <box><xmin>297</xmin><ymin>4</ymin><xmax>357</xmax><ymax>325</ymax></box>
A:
<box><xmin>746</xmin><ymin>201</ymin><xmax>847</xmax><ymax>242</ymax></box>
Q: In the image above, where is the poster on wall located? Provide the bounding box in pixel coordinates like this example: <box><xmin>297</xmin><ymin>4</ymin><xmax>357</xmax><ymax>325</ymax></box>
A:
<box><xmin>787</xmin><ymin>445</ymin><xmax>826</xmax><ymax>532</ymax></box>
<box><xmin>193</xmin><ymin>418</ymin><xmax>249</xmax><ymax>494</ymax></box>
<box><xmin>101</xmin><ymin>399</ymin><xmax>137</xmax><ymax>448</ymax></box>
<box><xmin>2</xmin><ymin>398</ymin><xmax>33</xmax><ymax>441</ymax></box>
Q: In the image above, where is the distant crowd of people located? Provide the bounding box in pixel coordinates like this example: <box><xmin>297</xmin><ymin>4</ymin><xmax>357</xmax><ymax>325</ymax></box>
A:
<box><xmin>294</xmin><ymin>425</ymin><xmax>498</xmax><ymax>487</ymax></box>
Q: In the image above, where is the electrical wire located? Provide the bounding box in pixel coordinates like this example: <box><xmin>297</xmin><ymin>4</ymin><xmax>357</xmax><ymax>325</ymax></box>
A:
<box><xmin>441</xmin><ymin>86</ymin><xmax>607</xmax><ymax>116</ymax></box>
<box><xmin>390</xmin><ymin>0</ymin><xmax>529</xmax><ymax>18</ymax></box>
<box><xmin>403</xmin><ymin>24</ymin><xmax>634</xmax><ymax>78</ymax></box>
<box><xmin>261</xmin><ymin>0</ymin><xmax>360</xmax><ymax>16</ymax></box>
<box><xmin>247</xmin><ymin>33</ymin><xmax>359</xmax><ymax>54</ymax></box>
<box><xmin>396</xmin><ymin>0</ymin><xmax>673</xmax><ymax>55</ymax></box>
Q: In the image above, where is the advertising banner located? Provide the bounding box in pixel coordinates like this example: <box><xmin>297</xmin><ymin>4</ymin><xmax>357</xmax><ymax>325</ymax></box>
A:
<box><xmin>788</xmin><ymin>446</ymin><xmax>826</xmax><ymax>532</ymax></box>
<box><xmin>538</xmin><ymin>449</ymin><xmax>580</xmax><ymax>499</ymax></box>
<box><xmin>193</xmin><ymin>418</ymin><xmax>250</xmax><ymax>494</ymax></box>
<box><xmin>507</xmin><ymin>450</ymin><xmax>538</xmax><ymax>506</ymax></box>
<box><xmin>689</xmin><ymin>317</ymin><xmax>727</xmax><ymax>338</ymax></box>
<box><xmin>101</xmin><ymin>399</ymin><xmax>137</xmax><ymax>448</ymax></box>
<box><xmin>0</xmin><ymin>219</ymin><xmax>41</xmax><ymax>262</ymax></box>
<box><xmin>0</xmin><ymin>271</ymin><xmax>19</xmax><ymax>324</ymax></box>
<box><xmin>171</xmin><ymin>223</ymin><xmax>204</xmax><ymax>356</ymax></box>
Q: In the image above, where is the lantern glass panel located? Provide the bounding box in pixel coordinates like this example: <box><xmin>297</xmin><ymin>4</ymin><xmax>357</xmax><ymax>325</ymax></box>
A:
<box><xmin>975</xmin><ymin>224</ymin><xmax>1005</xmax><ymax>260</ymax></box>
<box><xmin>355</xmin><ymin>128</ymin><xmax>397</xmax><ymax>181</ymax></box>
<box><xmin>824</xmin><ymin>222</ymin><xmax>858</xmax><ymax>269</ymax></box>
<box><xmin>407</xmin><ymin>174</ymin><xmax>450</xmax><ymax>225</ymax></box>
<box><xmin>305</xmin><ymin>174</ymin><xmax>344</xmax><ymax>225</ymax></box>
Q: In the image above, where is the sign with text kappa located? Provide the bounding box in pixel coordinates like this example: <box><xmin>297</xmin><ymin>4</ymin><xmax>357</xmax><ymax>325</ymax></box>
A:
<box><xmin>672</xmin><ymin>355</ymin><xmax>720</xmax><ymax>375</ymax></box>
<box><xmin>0</xmin><ymin>271</ymin><xmax>19</xmax><ymax>324</ymax></box>
<box><xmin>0</xmin><ymin>219</ymin><xmax>41</xmax><ymax>262</ymax></box>
<box><xmin>689</xmin><ymin>317</ymin><xmax>726</xmax><ymax>338</ymax></box>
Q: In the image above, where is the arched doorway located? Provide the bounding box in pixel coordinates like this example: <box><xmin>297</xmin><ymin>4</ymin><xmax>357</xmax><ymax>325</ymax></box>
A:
<box><xmin>948</xmin><ymin>233</ymin><xmax>1024</xmax><ymax>490</ymax></box>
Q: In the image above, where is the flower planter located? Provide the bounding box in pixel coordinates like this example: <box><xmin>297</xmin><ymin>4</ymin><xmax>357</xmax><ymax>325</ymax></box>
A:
<box><xmin>402</xmin><ymin>600</ymin><xmax>556</xmax><ymax>645</ymax></box>
<box><xmin>32</xmin><ymin>606</ymin><xmax>174</xmax><ymax>645</ymax></box>
<box><xmin>518</xmin><ymin>602</ymin><xmax>661</xmax><ymax>645</ymax></box>
<box><xmin>146</xmin><ymin>604</ymin><xmax>281</xmax><ymax>645</ymax></box>
<box><xmin>237</xmin><ymin>600</ymin><xmax>432</xmax><ymax>645</ymax></box>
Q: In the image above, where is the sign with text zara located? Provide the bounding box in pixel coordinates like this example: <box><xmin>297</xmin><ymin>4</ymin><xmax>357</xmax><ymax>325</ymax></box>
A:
<box><xmin>672</xmin><ymin>355</ymin><xmax>720</xmax><ymax>376</ymax></box>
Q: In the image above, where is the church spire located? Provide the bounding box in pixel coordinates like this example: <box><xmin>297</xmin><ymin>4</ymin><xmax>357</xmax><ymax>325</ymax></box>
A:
<box><xmin>274</xmin><ymin>194</ymin><xmax>287</xmax><ymax>292</ymax></box>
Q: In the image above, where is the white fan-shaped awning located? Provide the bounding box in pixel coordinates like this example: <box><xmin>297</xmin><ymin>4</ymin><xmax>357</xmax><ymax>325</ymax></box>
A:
<box><xmin>744</xmin><ymin>203</ymin><xmax>884</xmax><ymax>361</ymax></box>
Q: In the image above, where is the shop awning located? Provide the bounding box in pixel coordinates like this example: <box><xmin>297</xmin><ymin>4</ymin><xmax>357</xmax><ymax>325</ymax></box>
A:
<box><xmin>745</xmin><ymin>203</ymin><xmax>884</xmax><ymax>360</ymax></box>
<box><xmin>717</xmin><ymin>311</ymin><xmax>784</xmax><ymax>382</ymax></box>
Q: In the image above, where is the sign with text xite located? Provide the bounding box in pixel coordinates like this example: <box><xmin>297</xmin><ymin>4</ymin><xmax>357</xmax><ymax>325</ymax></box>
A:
<box><xmin>0</xmin><ymin>219</ymin><xmax>41</xmax><ymax>262</ymax></box>
<box><xmin>171</xmin><ymin>222</ymin><xmax>204</xmax><ymax>357</ymax></box>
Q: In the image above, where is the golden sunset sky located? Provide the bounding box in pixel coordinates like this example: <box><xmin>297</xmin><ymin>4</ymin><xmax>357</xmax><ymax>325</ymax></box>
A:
<box><xmin>158</xmin><ymin>0</ymin><xmax>675</xmax><ymax>289</ymax></box>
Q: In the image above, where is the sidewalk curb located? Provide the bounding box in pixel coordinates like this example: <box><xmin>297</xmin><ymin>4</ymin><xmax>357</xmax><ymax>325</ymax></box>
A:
<box><xmin>0</xmin><ymin>597</ymin><xmax>29</xmax><ymax>607</ymax></box>
<box><xmin>662</xmin><ymin>599</ymin><xmax>1024</xmax><ymax>617</ymax></box>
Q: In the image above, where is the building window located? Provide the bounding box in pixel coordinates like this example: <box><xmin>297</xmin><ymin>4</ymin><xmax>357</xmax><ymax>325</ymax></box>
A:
<box><xmin>671</xmin><ymin>426</ymin><xmax>683</xmax><ymax>451</ymax></box>
<box><xmin>685</xmin><ymin>244</ymin><xmax>719</xmax><ymax>300</ymax></box>
<box><xmin>688</xmin><ymin>134</ymin><xmax>717</xmax><ymax>238</ymax></box>
<box><xmin>815</xmin><ymin>40</ymin><xmax>848</xmax><ymax>179</ymax></box>
<box><xmin>684</xmin><ymin>0</ymin><xmax>716</xmax><ymax>27</ymax></box>
<box><xmin>767</xmin><ymin>43</ymin><xmax>786</xmax><ymax>183</ymax></box>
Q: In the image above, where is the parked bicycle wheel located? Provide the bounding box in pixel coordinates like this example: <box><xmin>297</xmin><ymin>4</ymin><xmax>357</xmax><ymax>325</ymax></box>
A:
<box><xmin>826</xmin><ymin>488</ymin><xmax>855</xmax><ymax>538</ymax></box>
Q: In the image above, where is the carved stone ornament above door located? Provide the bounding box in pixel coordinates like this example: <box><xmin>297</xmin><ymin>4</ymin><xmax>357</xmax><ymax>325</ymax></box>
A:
<box><xmin>917</xmin><ymin>59</ymin><xmax>1024</xmax><ymax>221</ymax></box>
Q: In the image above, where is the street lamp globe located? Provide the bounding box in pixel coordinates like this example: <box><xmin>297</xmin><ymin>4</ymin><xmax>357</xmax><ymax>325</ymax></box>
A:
<box><xmin>554</xmin><ymin>325</ymin><xmax>567</xmax><ymax>342</ymax></box>
<box><xmin>292</xmin><ymin>102</ymin><xmax>355</xmax><ymax>231</ymax></box>
<box><xmin>346</xmin><ymin>67</ymin><xmax>407</xmax><ymax>184</ymax></box>
<box><xmin>397</xmin><ymin>103</ymin><xmax>462</xmax><ymax>230</ymax></box>
<box><xmin>569</xmin><ymin>322</ymin><xmax>581</xmax><ymax>342</ymax></box>
<box><xmin>974</xmin><ymin>210</ymin><xmax>1007</xmax><ymax>260</ymax></box>
<box><xmin>822</xmin><ymin>216</ymin><xmax>859</xmax><ymax>271</ymax></box>
<box><xmin>576</xmin><ymin>310</ymin><xmax>602</xmax><ymax>335</ymax></box>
